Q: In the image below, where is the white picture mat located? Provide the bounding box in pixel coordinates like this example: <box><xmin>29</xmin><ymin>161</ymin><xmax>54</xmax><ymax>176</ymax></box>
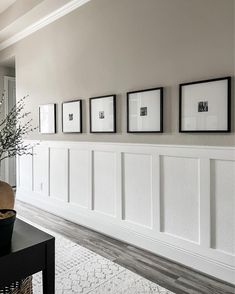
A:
<box><xmin>63</xmin><ymin>101</ymin><xmax>81</xmax><ymax>133</ymax></box>
<box><xmin>128</xmin><ymin>89</ymin><xmax>161</xmax><ymax>132</ymax></box>
<box><xmin>91</xmin><ymin>96</ymin><xmax>115</xmax><ymax>132</ymax></box>
<box><xmin>39</xmin><ymin>104</ymin><xmax>55</xmax><ymax>134</ymax></box>
<box><xmin>181</xmin><ymin>80</ymin><xmax>228</xmax><ymax>131</ymax></box>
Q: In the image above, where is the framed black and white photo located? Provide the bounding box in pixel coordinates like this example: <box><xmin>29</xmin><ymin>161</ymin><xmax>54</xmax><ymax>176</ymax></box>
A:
<box><xmin>127</xmin><ymin>87</ymin><xmax>163</xmax><ymax>133</ymax></box>
<box><xmin>179</xmin><ymin>77</ymin><xmax>231</xmax><ymax>132</ymax></box>
<box><xmin>89</xmin><ymin>95</ymin><xmax>116</xmax><ymax>133</ymax></box>
<box><xmin>39</xmin><ymin>104</ymin><xmax>56</xmax><ymax>134</ymax></box>
<box><xmin>62</xmin><ymin>100</ymin><xmax>82</xmax><ymax>133</ymax></box>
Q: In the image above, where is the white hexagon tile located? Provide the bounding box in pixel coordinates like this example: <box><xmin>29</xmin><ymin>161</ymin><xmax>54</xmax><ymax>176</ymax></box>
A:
<box><xmin>20</xmin><ymin>219</ymin><xmax>174</xmax><ymax>294</ymax></box>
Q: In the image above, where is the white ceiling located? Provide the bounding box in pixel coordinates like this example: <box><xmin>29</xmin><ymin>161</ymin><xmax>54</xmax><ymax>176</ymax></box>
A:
<box><xmin>0</xmin><ymin>0</ymin><xmax>16</xmax><ymax>14</ymax></box>
<box><xmin>0</xmin><ymin>0</ymin><xmax>91</xmax><ymax>51</ymax></box>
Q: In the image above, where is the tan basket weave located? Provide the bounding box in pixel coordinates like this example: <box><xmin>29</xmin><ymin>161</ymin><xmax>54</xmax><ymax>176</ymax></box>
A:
<box><xmin>0</xmin><ymin>277</ymin><xmax>32</xmax><ymax>294</ymax></box>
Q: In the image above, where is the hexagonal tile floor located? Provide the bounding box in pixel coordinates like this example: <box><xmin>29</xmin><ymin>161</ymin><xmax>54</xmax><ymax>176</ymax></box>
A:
<box><xmin>21</xmin><ymin>219</ymin><xmax>175</xmax><ymax>294</ymax></box>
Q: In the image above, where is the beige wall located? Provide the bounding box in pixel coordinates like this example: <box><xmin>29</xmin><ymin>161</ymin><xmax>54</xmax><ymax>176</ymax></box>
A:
<box><xmin>0</xmin><ymin>0</ymin><xmax>234</xmax><ymax>146</ymax></box>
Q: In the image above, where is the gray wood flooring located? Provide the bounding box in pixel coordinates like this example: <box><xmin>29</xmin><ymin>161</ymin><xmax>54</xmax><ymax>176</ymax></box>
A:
<box><xmin>15</xmin><ymin>200</ymin><xmax>235</xmax><ymax>294</ymax></box>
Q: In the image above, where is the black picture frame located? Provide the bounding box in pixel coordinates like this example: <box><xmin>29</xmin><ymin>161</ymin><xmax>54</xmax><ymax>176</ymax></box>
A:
<box><xmin>62</xmin><ymin>99</ymin><xmax>82</xmax><ymax>133</ymax></box>
<box><xmin>127</xmin><ymin>87</ymin><xmax>164</xmax><ymax>133</ymax></box>
<box><xmin>179</xmin><ymin>77</ymin><xmax>231</xmax><ymax>133</ymax></box>
<box><xmin>89</xmin><ymin>95</ymin><xmax>116</xmax><ymax>133</ymax></box>
<box><xmin>39</xmin><ymin>103</ymin><xmax>56</xmax><ymax>134</ymax></box>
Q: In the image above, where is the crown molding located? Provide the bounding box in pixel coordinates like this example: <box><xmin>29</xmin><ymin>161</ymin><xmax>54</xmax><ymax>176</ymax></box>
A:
<box><xmin>0</xmin><ymin>0</ymin><xmax>91</xmax><ymax>51</ymax></box>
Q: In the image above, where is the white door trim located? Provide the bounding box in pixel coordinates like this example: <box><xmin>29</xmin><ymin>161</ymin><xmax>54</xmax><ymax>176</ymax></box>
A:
<box><xmin>3</xmin><ymin>76</ymin><xmax>16</xmax><ymax>184</ymax></box>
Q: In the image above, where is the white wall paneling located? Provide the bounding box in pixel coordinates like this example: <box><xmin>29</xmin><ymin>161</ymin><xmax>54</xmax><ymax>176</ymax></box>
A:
<box><xmin>123</xmin><ymin>152</ymin><xmax>152</xmax><ymax>228</ymax></box>
<box><xmin>16</xmin><ymin>141</ymin><xmax>235</xmax><ymax>284</ymax></box>
<box><xmin>49</xmin><ymin>147</ymin><xmax>68</xmax><ymax>202</ymax></box>
<box><xmin>17</xmin><ymin>151</ymin><xmax>33</xmax><ymax>191</ymax></box>
<box><xmin>210</xmin><ymin>159</ymin><xmax>235</xmax><ymax>255</ymax></box>
<box><xmin>33</xmin><ymin>146</ymin><xmax>49</xmax><ymax>196</ymax></box>
<box><xmin>160</xmin><ymin>155</ymin><xmax>200</xmax><ymax>243</ymax></box>
<box><xmin>69</xmin><ymin>149</ymin><xmax>90</xmax><ymax>208</ymax></box>
<box><xmin>92</xmin><ymin>151</ymin><xmax>117</xmax><ymax>217</ymax></box>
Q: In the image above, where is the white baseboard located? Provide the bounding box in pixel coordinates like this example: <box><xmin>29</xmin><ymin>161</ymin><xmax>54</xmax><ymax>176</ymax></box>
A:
<box><xmin>16</xmin><ymin>189</ymin><xmax>235</xmax><ymax>284</ymax></box>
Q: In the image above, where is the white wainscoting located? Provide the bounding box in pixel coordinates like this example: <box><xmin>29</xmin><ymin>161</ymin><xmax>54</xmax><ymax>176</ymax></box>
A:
<box><xmin>16</xmin><ymin>140</ymin><xmax>235</xmax><ymax>284</ymax></box>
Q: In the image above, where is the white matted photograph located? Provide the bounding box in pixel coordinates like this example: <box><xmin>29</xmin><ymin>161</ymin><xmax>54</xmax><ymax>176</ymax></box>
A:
<box><xmin>179</xmin><ymin>77</ymin><xmax>231</xmax><ymax>132</ymax></box>
<box><xmin>39</xmin><ymin>104</ymin><xmax>56</xmax><ymax>134</ymax></box>
<box><xmin>127</xmin><ymin>87</ymin><xmax>163</xmax><ymax>133</ymax></box>
<box><xmin>62</xmin><ymin>100</ymin><xmax>82</xmax><ymax>133</ymax></box>
<box><xmin>89</xmin><ymin>95</ymin><xmax>116</xmax><ymax>133</ymax></box>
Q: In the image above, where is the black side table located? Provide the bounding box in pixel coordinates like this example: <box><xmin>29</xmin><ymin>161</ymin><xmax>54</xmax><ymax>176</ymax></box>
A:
<box><xmin>0</xmin><ymin>219</ymin><xmax>55</xmax><ymax>294</ymax></box>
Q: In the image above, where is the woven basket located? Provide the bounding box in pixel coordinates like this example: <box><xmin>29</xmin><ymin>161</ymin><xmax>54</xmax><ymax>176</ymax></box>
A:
<box><xmin>0</xmin><ymin>277</ymin><xmax>32</xmax><ymax>294</ymax></box>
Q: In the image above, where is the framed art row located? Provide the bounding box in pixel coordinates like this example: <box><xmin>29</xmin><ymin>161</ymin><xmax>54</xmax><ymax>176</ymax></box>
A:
<box><xmin>39</xmin><ymin>104</ymin><xmax>56</xmax><ymax>134</ymax></box>
<box><xmin>127</xmin><ymin>87</ymin><xmax>163</xmax><ymax>133</ymax></box>
<box><xmin>62</xmin><ymin>100</ymin><xmax>82</xmax><ymax>133</ymax></box>
<box><xmin>179</xmin><ymin>77</ymin><xmax>231</xmax><ymax>132</ymax></box>
<box><xmin>89</xmin><ymin>95</ymin><xmax>116</xmax><ymax>133</ymax></box>
<box><xmin>38</xmin><ymin>76</ymin><xmax>231</xmax><ymax>134</ymax></box>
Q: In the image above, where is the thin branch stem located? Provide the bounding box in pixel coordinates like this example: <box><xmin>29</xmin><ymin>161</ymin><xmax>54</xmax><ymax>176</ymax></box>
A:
<box><xmin>0</xmin><ymin>94</ymin><xmax>38</xmax><ymax>164</ymax></box>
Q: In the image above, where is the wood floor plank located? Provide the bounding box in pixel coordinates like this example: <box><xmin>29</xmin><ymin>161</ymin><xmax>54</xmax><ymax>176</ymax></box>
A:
<box><xmin>121</xmin><ymin>245</ymin><xmax>234</xmax><ymax>293</ymax></box>
<box><xmin>15</xmin><ymin>200</ymin><xmax>235</xmax><ymax>294</ymax></box>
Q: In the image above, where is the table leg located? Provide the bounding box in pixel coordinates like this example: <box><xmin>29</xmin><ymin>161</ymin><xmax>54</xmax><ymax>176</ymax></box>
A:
<box><xmin>42</xmin><ymin>238</ymin><xmax>55</xmax><ymax>294</ymax></box>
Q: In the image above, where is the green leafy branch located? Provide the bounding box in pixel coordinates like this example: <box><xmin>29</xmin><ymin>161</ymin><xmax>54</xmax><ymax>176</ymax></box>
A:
<box><xmin>0</xmin><ymin>93</ymin><xmax>38</xmax><ymax>163</ymax></box>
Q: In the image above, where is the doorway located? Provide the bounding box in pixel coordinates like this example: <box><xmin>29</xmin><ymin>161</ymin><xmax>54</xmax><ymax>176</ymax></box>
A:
<box><xmin>3</xmin><ymin>76</ymin><xmax>16</xmax><ymax>186</ymax></box>
<box><xmin>0</xmin><ymin>57</ymin><xmax>16</xmax><ymax>187</ymax></box>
